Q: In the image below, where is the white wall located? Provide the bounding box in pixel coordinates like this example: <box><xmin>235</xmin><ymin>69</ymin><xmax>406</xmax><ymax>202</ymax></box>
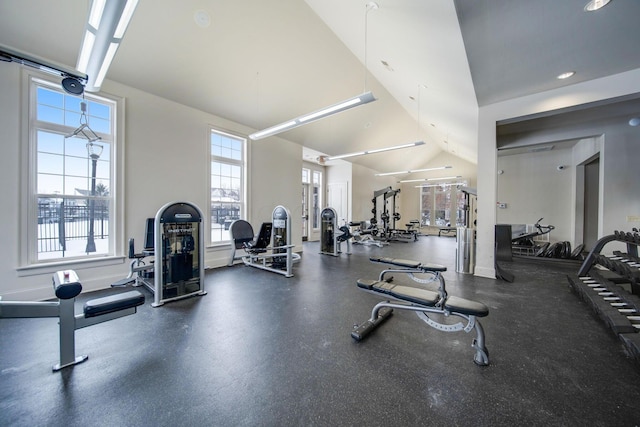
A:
<box><xmin>497</xmin><ymin>148</ymin><xmax>573</xmax><ymax>243</ymax></box>
<box><xmin>476</xmin><ymin>69</ymin><xmax>640</xmax><ymax>278</ymax></box>
<box><xmin>351</xmin><ymin>163</ymin><xmax>396</xmax><ymax>223</ymax></box>
<box><xmin>0</xmin><ymin>68</ymin><xmax>302</xmax><ymax>300</ymax></box>
<box><xmin>250</xmin><ymin>137</ymin><xmax>302</xmax><ymax>238</ymax></box>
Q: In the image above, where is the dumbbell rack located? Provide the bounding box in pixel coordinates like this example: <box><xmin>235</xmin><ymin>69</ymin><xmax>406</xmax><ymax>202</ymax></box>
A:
<box><xmin>567</xmin><ymin>229</ymin><xmax>640</xmax><ymax>363</ymax></box>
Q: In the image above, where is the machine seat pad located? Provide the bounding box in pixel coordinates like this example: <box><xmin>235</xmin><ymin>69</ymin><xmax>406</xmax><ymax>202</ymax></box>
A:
<box><xmin>357</xmin><ymin>279</ymin><xmax>440</xmax><ymax>306</ymax></box>
<box><xmin>444</xmin><ymin>296</ymin><xmax>489</xmax><ymax>317</ymax></box>
<box><xmin>84</xmin><ymin>290</ymin><xmax>145</xmax><ymax>318</ymax></box>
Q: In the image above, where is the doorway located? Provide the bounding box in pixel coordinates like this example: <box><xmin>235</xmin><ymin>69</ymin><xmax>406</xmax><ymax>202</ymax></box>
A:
<box><xmin>582</xmin><ymin>155</ymin><xmax>600</xmax><ymax>250</ymax></box>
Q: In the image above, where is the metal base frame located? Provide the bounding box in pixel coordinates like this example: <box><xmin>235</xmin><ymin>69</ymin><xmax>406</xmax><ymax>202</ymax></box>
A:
<box><xmin>354</xmin><ymin>298</ymin><xmax>489</xmax><ymax>366</ymax></box>
<box><xmin>0</xmin><ymin>295</ymin><xmax>139</xmax><ymax>371</ymax></box>
<box><xmin>242</xmin><ymin>246</ymin><xmax>301</xmax><ymax>278</ymax></box>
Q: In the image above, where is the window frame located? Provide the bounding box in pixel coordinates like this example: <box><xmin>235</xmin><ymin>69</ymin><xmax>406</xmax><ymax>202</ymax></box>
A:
<box><xmin>419</xmin><ymin>180</ymin><xmax>468</xmax><ymax>228</ymax></box>
<box><xmin>19</xmin><ymin>70</ymin><xmax>125</xmax><ymax>272</ymax></box>
<box><xmin>208</xmin><ymin>127</ymin><xmax>247</xmax><ymax>246</ymax></box>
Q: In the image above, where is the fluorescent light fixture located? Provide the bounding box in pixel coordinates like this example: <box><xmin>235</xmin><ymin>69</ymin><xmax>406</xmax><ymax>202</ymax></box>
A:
<box><xmin>399</xmin><ymin>175</ymin><xmax>461</xmax><ymax>183</ymax></box>
<box><xmin>557</xmin><ymin>71</ymin><xmax>575</xmax><ymax>80</ymax></box>
<box><xmin>584</xmin><ymin>0</ymin><xmax>611</xmax><ymax>12</ymax></box>
<box><xmin>375</xmin><ymin>165</ymin><xmax>452</xmax><ymax>177</ymax></box>
<box><xmin>249</xmin><ymin>91</ymin><xmax>376</xmax><ymax>140</ymax></box>
<box><xmin>319</xmin><ymin>141</ymin><xmax>425</xmax><ymax>163</ymax></box>
<box><xmin>415</xmin><ymin>182</ymin><xmax>465</xmax><ymax>188</ymax></box>
<box><xmin>77</xmin><ymin>0</ymin><xmax>139</xmax><ymax>92</ymax></box>
<box><xmin>88</xmin><ymin>0</ymin><xmax>106</xmax><ymax>27</ymax></box>
<box><xmin>325</xmin><ymin>151</ymin><xmax>366</xmax><ymax>161</ymax></box>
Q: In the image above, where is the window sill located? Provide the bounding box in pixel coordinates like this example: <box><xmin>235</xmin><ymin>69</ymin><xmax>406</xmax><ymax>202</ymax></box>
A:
<box><xmin>16</xmin><ymin>256</ymin><xmax>126</xmax><ymax>277</ymax></box>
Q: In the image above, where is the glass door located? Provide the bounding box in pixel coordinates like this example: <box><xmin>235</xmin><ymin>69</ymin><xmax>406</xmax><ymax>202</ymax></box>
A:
<box><xmin>302</xmin><ymin>183</ymin><xmax>309</xmax><ymax>241</ymax></box>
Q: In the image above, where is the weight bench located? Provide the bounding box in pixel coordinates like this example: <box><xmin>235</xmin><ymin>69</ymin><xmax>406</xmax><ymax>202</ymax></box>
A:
<box><xmin>1</xmin><ymin>270</ymin><xmax>145</xmax><ymax>371</ymax></box>
<box><xmin>352</xmin><ymin>257</ymin><xmax>490</xmax><ymax>366</ymax></box>
<box><xmin>438</xmin><ymin>227</ymin><xmax>457</xmax><ymax>237</ymax></box>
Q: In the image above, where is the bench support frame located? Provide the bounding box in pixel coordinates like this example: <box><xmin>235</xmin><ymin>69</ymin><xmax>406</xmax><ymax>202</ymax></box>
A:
<box><xmin>353</xmin><ymin>297</ymin><xmax>489</xmax><ymax>366</ymax></box>
<box><xmin>354</xmin><ymin>257</ymin><xmax>490</xmax><ymax>366</ymax></box>
<box><xmin>1</xmin><ymin>271</ymin><xmax>143</xmax><ymax>371</ymax></box>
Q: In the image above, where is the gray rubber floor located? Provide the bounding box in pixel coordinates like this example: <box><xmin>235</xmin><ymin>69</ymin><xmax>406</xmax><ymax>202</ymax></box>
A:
<box><xmin>2</xmin><ymin>236</ymin><xmax>640</xmax><ymax>426</ymax></box>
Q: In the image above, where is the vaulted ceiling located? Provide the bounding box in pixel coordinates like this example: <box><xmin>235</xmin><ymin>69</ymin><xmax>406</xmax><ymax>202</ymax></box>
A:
<box><xmin>1</xmin><ymin>0</ymin><xmax>639</xmax><ymax>173</ymax></box>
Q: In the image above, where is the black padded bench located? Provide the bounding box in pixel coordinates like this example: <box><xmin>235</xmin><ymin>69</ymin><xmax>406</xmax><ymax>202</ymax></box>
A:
<box><xmin>438</xmin><ymin>227</ymin><xmax>457</xmax><ymax>237</ymax></box>
<box><xmin>356</xmin><ymin>279</ymin><xmax>489</xmax><ymax>317</ymax></box>
<box><xmin>353</xmin><ymin>258</ymin><xmax>490</xmax><ymax>366</ymax></box>
<box><xmin>84</xmin><ymin>290</ymin><xmax>145</xmax><ymax>318</ymax></box>
<box><xmin>0</xmin><ymin>270</ymin><xmax>146</xmax><ymax>371</ymax></box>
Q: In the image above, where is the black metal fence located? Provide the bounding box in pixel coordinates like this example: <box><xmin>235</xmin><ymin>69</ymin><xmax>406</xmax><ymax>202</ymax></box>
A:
<box><xmin>38</xmin><ymin>201</ymin><xmax>109</xmax><ymax>254</ymax></box>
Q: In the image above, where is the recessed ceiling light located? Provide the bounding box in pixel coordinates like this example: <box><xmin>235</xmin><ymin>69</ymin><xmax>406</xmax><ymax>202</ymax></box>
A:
<box><xmin>557</xmin><ymin>71</ymin><xmax>576</xmax><ymax>80</ymax></box>
<box><xmin>629</xmin><ymin>117</ymin><xmax>640</xmax><ymax>127</ymax></box>
<box><xmin>584</xmin><ymin>0</ymin><xmax>611</xmax><ymax>12</ymax></box>
<box><xmin>194</xmin><ymin>10</ymin><xmax>211</xmax><ymax>28</ymax></box>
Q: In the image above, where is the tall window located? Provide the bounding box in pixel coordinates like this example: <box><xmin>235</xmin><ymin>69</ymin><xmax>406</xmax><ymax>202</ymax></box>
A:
<box><xmin>456</xmin><ymin>189</ymin><xmax>467</xmax><ymax>226</ymax></box>
<box><xmin>420</xmin><ymin>181</ymin><xmax>467</xmax><ymax>227</ymax></box>
<box><xmin>421</xmin><ymin>186</ymin><xmax>432</xmax><ymax>226</ymax></box>
<box><xmin>434</xmin><ymin>185</ymin><xmax>451</xmax><ymax>226</ymax></box>
<box><xmin>29</xmin><ymin>78</ymin><xmax>116</xmax><ymax>262</ymax></box>
<box><xmin>210</xmin><ymin>129</ymin><xmax>245</xmax><ymax>243</ymax></box>
<box><xmin>312</xmin><ymin>170</ymin><xmax>322</xmax><ymax>230</ymax></box>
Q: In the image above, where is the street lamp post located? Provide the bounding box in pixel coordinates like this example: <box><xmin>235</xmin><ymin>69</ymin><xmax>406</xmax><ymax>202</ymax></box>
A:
<box><xmin>85</xmin><ymin>142</ymin><xmax>103</xmax><ymax>253</ymax></box>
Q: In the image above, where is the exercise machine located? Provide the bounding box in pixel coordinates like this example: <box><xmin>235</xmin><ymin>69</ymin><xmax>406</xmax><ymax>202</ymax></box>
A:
<box><xmin>320</xmin><ymin>207</ymin><xmax>352</xmax><ymax>256</ymax></box>
<box><xmin>370</xmin><ymin>186</ymin><xmax>391</xmax><ymax>237</ymax></box>
<box><xmin>228</xmin><ymin>205</ymin><xmax>301</xmax><ymax>277</ymax></box>
<box><xmin>351</xmin><ymin>257</ymin><xmax>490</xmax><ymax>366</ymax></box>
<box><xmin>370</xmin><ymin>187</ymin><xmax>415</xmax><ymax>242</ymax></box>
<box><xmin>382</xmin><ymin>188</ymin><xmax>418</xmax><ymax>242</ymax></box>
<box><xmin>350</xmin><ymin>221</ymin><xmax>388</xmax><ymax>248</ymax></box>
<box><xmin>391</xmin><ymin>220</ymin><xmax>421</xmax><ymax>242</ymax></box>
<box><xmin>112</xmin><ymin>217</ymin><xmax>155</xmax><ymax>288</ymax></box>
<box><xmin>112</xmin><ymin>202</ymin><xmax>206</xmax><ymax>307</ymax></box>
<box><xmin>154</xmin><ymin>202</ymin><xmax>206</xmax><ymax>306</ymax></box>
<box><xmin>0</xmin><ymin>270</ymin><xmax>144</xmax><ymax>371</ymax></box>
<box><xmin>511</xmin><ymin>217</ymin><xmax>555</xmax><ymax>256</ymax></box>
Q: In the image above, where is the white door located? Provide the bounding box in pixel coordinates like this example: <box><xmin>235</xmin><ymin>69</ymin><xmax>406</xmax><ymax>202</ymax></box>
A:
<box><xmin>328</xmin><ymin>182</ymin><xmax>348</xmax><ymax>225</ymax></box>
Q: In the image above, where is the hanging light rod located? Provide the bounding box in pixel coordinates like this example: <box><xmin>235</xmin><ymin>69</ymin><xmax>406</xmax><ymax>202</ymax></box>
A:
<box><xmin>375</xmin><ymin>165</ymin><xmax>452</xmax><ymax>177</ymax></box>
<box><xmin>77</xmin><ymin>0</ymin><xmax>139</xmax><ymax>92</ymax></box>
<box><xmin>318</xmin><ymin>141</ymin><xmax>424</xmax><ymax>164</ymax></box>
<box><xmin>400</xmin><ymin>175</ymin><xmax>461</xmax><ymax>183</ymax></box>
<box><xmin>249</xmin><ymin>91</ymin><xmax>376</xmax><ymax>141</ymax></box>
